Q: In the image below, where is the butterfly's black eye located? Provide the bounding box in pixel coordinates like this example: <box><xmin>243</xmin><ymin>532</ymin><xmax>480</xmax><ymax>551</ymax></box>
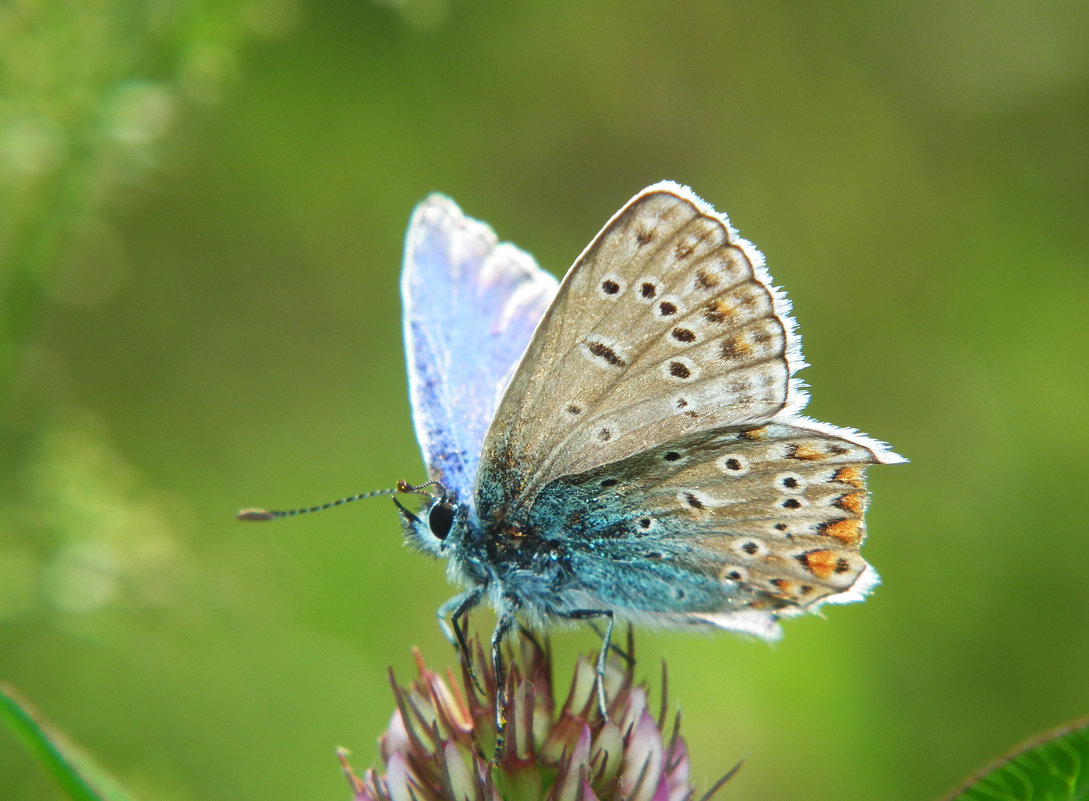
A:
<box><xmin>428</xmin><ymin>502</ymin><xmax>455</xmax><ymax>540</ymax></box>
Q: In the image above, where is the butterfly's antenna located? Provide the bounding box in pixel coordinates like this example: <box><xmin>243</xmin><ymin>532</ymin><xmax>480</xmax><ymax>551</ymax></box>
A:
<box><xmin>237</xmin><ymin>486</ymin><xmax>401</xmax><ymax>522</ymax></box>
<box><xmin>396</xmin><ymin>478</ymin><xmax>448</xmax><ymax>503</ymax></box>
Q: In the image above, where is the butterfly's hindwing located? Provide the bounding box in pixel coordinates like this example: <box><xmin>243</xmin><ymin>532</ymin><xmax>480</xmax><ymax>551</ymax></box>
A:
<box><xmin>524</xmin><ymin>421</ymin><xmax>893</xmax><ymax>634</ymax></box>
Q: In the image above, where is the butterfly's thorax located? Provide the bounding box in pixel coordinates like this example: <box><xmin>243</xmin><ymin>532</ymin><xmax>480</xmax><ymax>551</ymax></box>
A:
<box><xmin>447</xmin><ymin>502</ymin><xmax>587</xmax><ymax>621</ymax></box>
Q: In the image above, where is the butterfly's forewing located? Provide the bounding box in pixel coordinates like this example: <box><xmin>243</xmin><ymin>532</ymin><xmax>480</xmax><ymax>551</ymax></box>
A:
<box><xmin>403</xmin><ymin>195</ymin><xmax>558</xmax><ymax>502</ymax></box>
<box><xmin>526</xmin><ymin>420</ymin><xmax>901</xmax><ymax>638</ymax></box>
<box><xmin>476</xmin><ymin>182</ymin><xmax>807</xmax><ymax>518</ymax></box>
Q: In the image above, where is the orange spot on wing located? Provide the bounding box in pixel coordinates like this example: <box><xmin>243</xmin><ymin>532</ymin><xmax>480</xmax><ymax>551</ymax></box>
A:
<box><xmin>790</xmin><ymin>443</ymin><xmax>826</xmax><ymax>461</ymax></box>
<box><xmin>820</xmin><ymin>518</ymin><xmax>862</xmax><ymax>545</ymax></box>
<box><xmin>834</xmin><ymin>491</ymin><xmax>866</xmax><ymax>516</ymax></box>
<box><xmin>769</xmin><ymin>578</ymin><xmax>797</xmax><ymax>599</ymax></box>
<box><xmin>833</xmin><ymin>466</ymin><xmax>865</xmax><ymax>488</ymax></box>
<box><xmin>714</xmin><ymin>298</ymin><xmax>737</xmax><ymax>317</ymax></box>
<box><xmin>740</xmin><ymin>426</ymin><xmax>769</xmax><ymax>441</ymax></box>
<box><xmin>721</xmin><ymin>335</ymin><xmax>754</xmax><ymax>360</ymax></box>
<box><xmin>797</xmin><ymin>550</ymin><xmax>839</xmax><ymax>579</ymax></box>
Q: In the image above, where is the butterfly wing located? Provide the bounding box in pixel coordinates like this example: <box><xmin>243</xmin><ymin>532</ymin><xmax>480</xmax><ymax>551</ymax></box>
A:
<box><xmin>402</xmin><ymin>194</ymin><xmax>558</xmax><ymax>502</ymax></box>
<box><xmin>476</xmin><ymin>181</ymin><xmax>808</xmax><ymax>519</ymax></box>
<box><xmin>470</xmin><ymin>181</ymin><xmax>902</xmax><ymax>635</ymax></box>
<box><xmin>526</xmin><ymin>420</ymin><xmax>902</xmax><ymax>639</ymax></box>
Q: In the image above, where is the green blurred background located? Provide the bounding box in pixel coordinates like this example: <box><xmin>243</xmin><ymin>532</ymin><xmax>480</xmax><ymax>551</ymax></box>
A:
<box><xmin>2</xmin><ymin>1</ymin><xmax>1088</xmax><ymax>799</ymax></box>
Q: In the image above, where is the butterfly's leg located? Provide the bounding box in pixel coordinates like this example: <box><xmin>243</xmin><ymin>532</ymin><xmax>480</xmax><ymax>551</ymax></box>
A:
<box><xmin>490</xmin><ymin>598</ymin><xmax>520</xmax><ymax>760</ymax></box>
<box><xmin>586</xmin><ymin>620</ymin><xmax>634</xmax><ymax>665</ymax></box>
<box><xmin>438</xmin><ymin>587</ymin><xmax>485</xmax><ymax>693</ymax></box>
<box><xmin>564</xmin><ymin>608</ymin><xmax>615</xmax><ymax>719</ymax></box>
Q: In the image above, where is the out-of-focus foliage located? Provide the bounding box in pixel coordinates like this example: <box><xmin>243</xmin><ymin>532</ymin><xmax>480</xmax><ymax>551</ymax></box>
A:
<box><xmin>1</xmin><ymin>683</ymin><xmax>137</xmax><ymax>801</ymax></box>
<box><xmin>1</xmin><ymin>0</ymin><xmax>301</xmax><ymax>636</ymax></box>
<box><xmin>1</xmin><ymin>2</ymin><xmax>1088</xmax><ymax>800</ymax></box>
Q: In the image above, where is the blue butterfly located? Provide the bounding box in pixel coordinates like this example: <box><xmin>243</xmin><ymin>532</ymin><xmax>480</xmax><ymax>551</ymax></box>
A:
<box><xmin>397</xmin><ymin>182</ymin><xmax>902</xmax><ymax>710</ymax></box>
<box><xmin>240</xmin><ymin>182</ymin><xmax>902</xmax><ymax>729</ymax></box>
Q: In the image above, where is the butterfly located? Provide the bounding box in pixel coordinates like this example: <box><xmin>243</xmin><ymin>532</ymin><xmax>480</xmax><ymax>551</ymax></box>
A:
<box><xmin>397</xmin><ymin>181</ymin><xmax>903</xmax><ymax>708</ymax></box>
<box><xmin>240</xmin><ymin>181</ymin><xmax>902</xmax><ymax>731</ymax></box>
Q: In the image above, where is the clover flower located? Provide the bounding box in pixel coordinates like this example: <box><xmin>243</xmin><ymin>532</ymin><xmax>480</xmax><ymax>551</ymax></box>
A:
<box><xmin>338</xmin><ymin>633</ymin><xmax>738</xmax><ymax>801</ymax></box>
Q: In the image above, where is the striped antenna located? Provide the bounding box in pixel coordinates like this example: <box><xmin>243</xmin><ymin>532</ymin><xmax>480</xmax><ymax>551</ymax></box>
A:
<box><xmin>395</xmin><ymin>478</ymin><xmax>446</xmax><ymax>499</ymax></box>
<box><xmin>237</xmin><ymin>486</ymin><xmax>401</xmax><ymax>522</ymax></box>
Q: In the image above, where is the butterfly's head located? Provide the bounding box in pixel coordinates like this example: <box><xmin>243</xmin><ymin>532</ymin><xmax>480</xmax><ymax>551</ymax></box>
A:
<box><xmin>395</xmin><ymin>480</ymin><xmax>462</xmax><ymax>558</ymax></box>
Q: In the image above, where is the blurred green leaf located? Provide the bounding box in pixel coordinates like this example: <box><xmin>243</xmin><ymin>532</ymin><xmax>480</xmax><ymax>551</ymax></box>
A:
<box><xmin>944</xmin><ymin>717</ymin><xmax>1089</xmax><ymax>801</ymax></box>
<box><xmin>0</xmin><ymin>682</ymin><xmax>138</xmax><ymax>801</ymax></box>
